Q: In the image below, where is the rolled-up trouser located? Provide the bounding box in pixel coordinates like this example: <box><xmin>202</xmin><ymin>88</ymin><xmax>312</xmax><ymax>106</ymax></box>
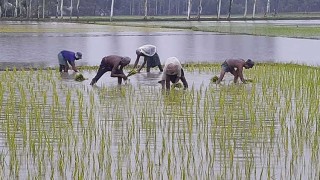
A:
<box><xmin>58</xmin><ymin>53</ymin><xmax>67</xmax><ymax>72</ymax></box>
<box><xmin>221</xmin><ymin>61</ymin><xmax>233</xmax><ymax>72</ymax></box>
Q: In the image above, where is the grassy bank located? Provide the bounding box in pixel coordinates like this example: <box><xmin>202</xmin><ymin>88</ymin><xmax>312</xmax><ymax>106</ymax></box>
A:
<box><xmin>1</xmin><ymin>13</ymin><xmax>320</xmax><ymax>39</ymax></box>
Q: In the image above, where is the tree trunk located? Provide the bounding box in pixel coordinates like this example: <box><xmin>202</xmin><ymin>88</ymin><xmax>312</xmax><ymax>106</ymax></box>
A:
<box><xmin>155</xmin><ymin>0</ymin><xmax>157</xmax><ymax>15</ymax></box>
<box><xmin>69</xmin><ymin>0</ymin><xmax>72</xmax><ymax>19</ymax></box>
<box><xmin>227</xmin><ymin>0</ymin><xmax>233</xmax><ymax>19</ymax></box>
<box><xmin>168</xmin><ymin>0</ymin><xmax>170</xmax><ymax>15</ymax></box>
<box><xmin>37</xmin><ymin>0</ymin><xmax>40</xmax><ymax>19</ymax></box>
<box><xmin>144</xmin><ymin>0</ymin><xmax>147</xmax><ymax>19</ymax></box>
<box><xmin>29</xmin><ymin>0</ymin><xmax>32</xmax><ymax>18</ymax></box>
<box><xmin>252</xmin><ymin>0</ymin><xmax>256</xmax><ymax>18</ymax></box>
<box><xmin>217</xmin><ymin>0</ymin><xmax>221</xmax><ymax>19</ymax></box>
<box><xmin>187</xmin><ymin>0</ymin><xmax>191</xmax><ymax>20</ymax></box>
<box><xmin>196</xmin><ymin>0</ymin><xmax>202</xmax><ymax>19</ymax></box>
<box><xmin>266</xmin><ymin>0</ymin><xmax>270</xmax><ymax>14</ymax></box>
<box><xmin>244</xmin><ymin>0</ymin><xmax>247</xmax><ymax>17</ymax></box>
<box><xmin>42</xmin><ymin>0</ymin><xmax>45</xmax><ymax>18</ymax></box>
<box><xmin>55</xmin><ymin>0</ymin><xmax>59</xmax><ymax>18</ymax></box>
<box><xmin>131</xmin><ymin>0</ymin><xmax>134</xmax><ymax>15</ymax></box>
<box><xmin>60</xmin><ymin>0</ymin><xmax>63</xmax><ymax>18</ymax></box>
<box><xmin>110</xmin><ymin>0</ymin><xmax>114</xmax><ymax>21</ymax></box>
<box><xmin>76</xmin><ymin>0</ymin><xmax>79</xmax><ymax>19</ymax></box>
<box><xmin>14</xmin><ymin>0</ymin><xmax>18</xmax><ymax>17</ymax></box>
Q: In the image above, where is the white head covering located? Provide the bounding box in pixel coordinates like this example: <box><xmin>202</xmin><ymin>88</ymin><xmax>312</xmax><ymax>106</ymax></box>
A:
<box><xmin>161</xmin><ymin>57</ymin><xmax>182</xmax><ymax>81</ymax></box>
<box><xmin>138</xmin><ymin>45</ymin><xmax>157</xmax><ymax>57</ymax></box>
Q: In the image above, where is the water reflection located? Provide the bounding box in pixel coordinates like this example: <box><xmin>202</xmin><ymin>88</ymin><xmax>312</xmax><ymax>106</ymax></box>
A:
<box><xmin>0</xmin><ymin>22</ymin><xmax>319</xmax><ymax>69</ymax></box>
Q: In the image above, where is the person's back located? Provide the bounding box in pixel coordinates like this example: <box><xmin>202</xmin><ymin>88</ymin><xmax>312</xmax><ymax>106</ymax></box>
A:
<box><xmin>225</xmin><ymin>59</ymin><xmax>245</xmax><ymax>69</ymax></box>
<box><xmin>90</xmin><ymin>55</ymin><xmax>130</xmax><ymax>85</ymax></box>
<box><xmin>58</xmin><ymin>50</ymin><xmax>82</xmax><ymax>72</ymax></box>
<box><xmin>134</xmin><ymin>44</ymin><xmax>163</xmax><ymax>72</ymax></box>
<box><xmin>137</xmin><ymin>45</ymin><xmax>157</xmax><ymax>57</ymax></box>
<box><xmin>102</xmin><ymin>55</ymin><xmax>123</xmax><ymax>68</ymax></box>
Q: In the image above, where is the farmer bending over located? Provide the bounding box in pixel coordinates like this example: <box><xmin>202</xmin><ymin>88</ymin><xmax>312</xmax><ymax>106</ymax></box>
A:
<box><xmin>216</xmin><ymin>58</ymin><xmax>254</xmax><ymax>84</ymax></box>
<box><xmin>159</xmin><ymin>57</ymin><xmax>188</xmax><ymax>90</ymax></box>
<box><xmin>90</xmin><ymin>55</ymin><xmax>131</xmax><ymax>85</ymax></box>
<box><xmin>58</xmin><ymin>50</ymin><xmax>82</xmax><ymax>72</ymax></box>
<box><xmin>133</xmin><ymin>44</ymin><xmax>163</xmax><ymax>73</ymax></box>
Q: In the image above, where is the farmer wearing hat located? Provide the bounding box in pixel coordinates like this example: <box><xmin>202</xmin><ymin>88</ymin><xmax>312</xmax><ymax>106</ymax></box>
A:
<box><xmin>90</xmin><ymin>55</ymin><xmax>131</xmax><ymax>85</ymax></box>
<box><xmin>58</xmin><ymin>50</ymin><xmax>82</xmax><ymax>72</ymax></box>
<box><xmin>216</xmin><ymin>58</ymin><xmax>255</xmax><ymax>84</ymax></box>
<box><xmin>133</xmin><ymin>44</ymin><xmax>163</xmax><ymax>73</ymax></box>
<box><xmin>159</xmin><ymin>57</ymin><xmax>188</xmax><ymax>90</ymax></box>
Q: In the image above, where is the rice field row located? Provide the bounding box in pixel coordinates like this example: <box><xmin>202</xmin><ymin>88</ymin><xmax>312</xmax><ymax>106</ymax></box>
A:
<box><xmin>0</xmin><ymin>63</ymin><xmax>319</xmax><ymax>179</ymax></box>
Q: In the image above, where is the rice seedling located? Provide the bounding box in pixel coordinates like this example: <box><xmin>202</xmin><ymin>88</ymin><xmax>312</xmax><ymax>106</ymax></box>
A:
<box><xmin>0</xmin><ymin>62</ymin><xmax>318</xmax><ymax>179</ymax></box>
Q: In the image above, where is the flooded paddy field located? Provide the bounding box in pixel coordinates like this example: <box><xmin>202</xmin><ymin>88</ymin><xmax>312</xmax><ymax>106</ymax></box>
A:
<box><xmin>1</xmin><ymin>21</ymin><xmax>320</xmax><ymax>68</ymax></box>
<box><xmin>0</xmin><ymin>63</ymin><xmax>319</xmax><ymax>179</ymax></box>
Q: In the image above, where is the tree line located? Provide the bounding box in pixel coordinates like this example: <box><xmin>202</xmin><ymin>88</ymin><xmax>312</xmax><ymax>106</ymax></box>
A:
<box><xmin>0</xmin><ymin>0</ymin><xmax>319</xmax><ymax>20</ymax></box>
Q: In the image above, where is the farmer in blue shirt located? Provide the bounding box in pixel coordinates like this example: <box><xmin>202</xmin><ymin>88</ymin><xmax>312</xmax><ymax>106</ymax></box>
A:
<box><xmin>58</xmin><ymin>50</ymin><xmax>82</xmax><ymax>72</ymax></box>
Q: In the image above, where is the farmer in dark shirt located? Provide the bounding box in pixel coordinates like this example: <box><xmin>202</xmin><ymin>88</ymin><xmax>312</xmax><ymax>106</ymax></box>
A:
<box><xmin>90</xmin><ymin>55</ymin><xmax>131</xmax><ymax>85</ymax></box>
<box><xmin>216</xmin><ymin>58</ymin><xmax>255</xmax><ymax>84</ymax></box>
<box><xmin>58</xmin><ymin>50</ymin><xmax>82</xmax><ymax>72</ymax></box>
<box><xmin>133</xmin><ymin>44</ymin><xmax>163</xmax><ymax>73</ymax></box>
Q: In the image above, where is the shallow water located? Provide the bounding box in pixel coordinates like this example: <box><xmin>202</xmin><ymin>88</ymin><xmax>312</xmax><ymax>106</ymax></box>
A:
<box><xmin>0</xmin><ymin>66</ymin><xmax>319</xmax><ymax>179</ymax></box>
<box><xmin>0</xmin><ymin>21</ymin><xmax>320</xmax><ymax>69</ymax></box>
<box><xmin>0</xmin><ymin>21</ymin><xmax>319</xmax><ymax>179</ymax></box>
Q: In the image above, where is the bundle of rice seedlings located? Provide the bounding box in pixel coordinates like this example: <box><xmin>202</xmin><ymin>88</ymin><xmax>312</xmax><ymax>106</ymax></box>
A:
<box><xmin>171</xmin><ymin>82</ymin><xmax>183</xmax><ymax>89</ymax></box>
<box><xmin>127</xmin><ymin>69</ymin><xmax>138</xmax><ymax>77</ymax></box>
<box><xmin>211</xmin><ymin>75</ymin><xmax>219</xmax><ymax>83</ymax></box>
<box><xmin>75</xmin><ymin>73</ymin><xmax>87</xmax><ymax>82</ymax></box>
<box><xmin>245</xmin><ymin>79</ymin><xmax>254</xmax><ymax>83</ymax></box>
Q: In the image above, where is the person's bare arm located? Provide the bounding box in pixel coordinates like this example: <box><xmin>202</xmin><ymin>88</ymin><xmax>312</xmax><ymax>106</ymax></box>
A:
<box><xmin>216</xmin><ymin>69</ymin><xmax>226</xmax><ymax>84</ymax></box>
<box><xmin>69</xmin><ymin>61</ymin><xmax>78</xmax><ymax>72</ymax></box>
<box><xmin>166</xmin><ymin>76</ymin><xmax>171</xmax><ymax>90</ymax></box>
<box><xmin>137</xmin><ymin>58</ymin><xmax>147</xmax><ymax>72</ymax></box>
<box><xmin>133</xmin><ymin>54</ymin><xmax>140</xmax><ymax>68</ymax></box>
<box><xmin>111</xmin><ymin>62</ymin><xmax>126</xmax><ymax>79</ymax></box>
<box><xmin>159</xmin><ymin>80</ymin><xmax>165</xmax><ymax>90</ymax></box>
<box><xmin>180</xmin><ymin>76</ymin><xmax>188</xmax><ymax>90</ymax></box>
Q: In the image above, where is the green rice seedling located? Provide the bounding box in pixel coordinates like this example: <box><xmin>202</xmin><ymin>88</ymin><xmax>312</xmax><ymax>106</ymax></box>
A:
<box><xmin>74</xmin><ymin>73</ymin><xmax>88</xmax><ymax>82</ymax></box>
<box><xmin>126</xmin><ymin>69</ymin><xmax>138</xmax><ymax>77</ymax></box>
<box><xmin>210</xmin><ymin>75</ymin><xmax>219</xmax><ymax>83</ymax></box>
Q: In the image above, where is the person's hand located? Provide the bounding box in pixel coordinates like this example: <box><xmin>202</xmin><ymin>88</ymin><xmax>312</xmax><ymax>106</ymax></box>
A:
<box><xmin>90</xmin><ymin>80</ymin><xmax>96</xmax><ymax>85</ymax></box>
<box><xmin>123</xmin><ymin>75</ymin><xmax>128</xmax><ymax>81</ymax></box>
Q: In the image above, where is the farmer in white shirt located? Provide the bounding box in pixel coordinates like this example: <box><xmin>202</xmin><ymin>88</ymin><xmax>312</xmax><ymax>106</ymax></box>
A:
<box><xmin>159</xmin><ymin>57</ymin><xmax>188</xmax><ymax>90</ymax></box>
<box><xmin>133</xmin><ymin>44</ymin><xmax>163</xmax><ymax>73</ymax></box>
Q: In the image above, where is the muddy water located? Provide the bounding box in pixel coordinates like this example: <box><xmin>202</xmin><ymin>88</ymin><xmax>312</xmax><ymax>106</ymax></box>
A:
<box><xmin>0</xmin><ymin>21</ymin><xmax>320</xmax><ymax>70</ymax></box>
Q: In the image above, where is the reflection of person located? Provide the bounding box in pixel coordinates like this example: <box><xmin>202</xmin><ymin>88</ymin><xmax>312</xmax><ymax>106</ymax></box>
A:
<box><xmin>216</xmin><ymin>58</ymin><xmax>255</xmax><ymax>84</ymax></box>
<box><xmin>58</xmin><ymin>50</ymin><xmax>82</xmax><ymax>72</ymax></box>
<box><xmin>90</xmin><ymin>55</ymin><xmax>131</xmax><ymax>85</ymax></box>
<box><xmin>159</xmin><ymin>57</ymin><xmax>188</xmax><ymax>90</ymax></box>
<box><xmin>133</xmin><ymin>44</ymin><xmax>163</xmax><ymax>73</ymax></box>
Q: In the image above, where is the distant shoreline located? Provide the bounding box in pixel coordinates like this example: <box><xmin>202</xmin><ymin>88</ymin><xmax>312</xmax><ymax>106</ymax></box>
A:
<box><xmin>1</xmin><ymin>13</ymin><xmax>320</xmax><ymax>23</ymax></box>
